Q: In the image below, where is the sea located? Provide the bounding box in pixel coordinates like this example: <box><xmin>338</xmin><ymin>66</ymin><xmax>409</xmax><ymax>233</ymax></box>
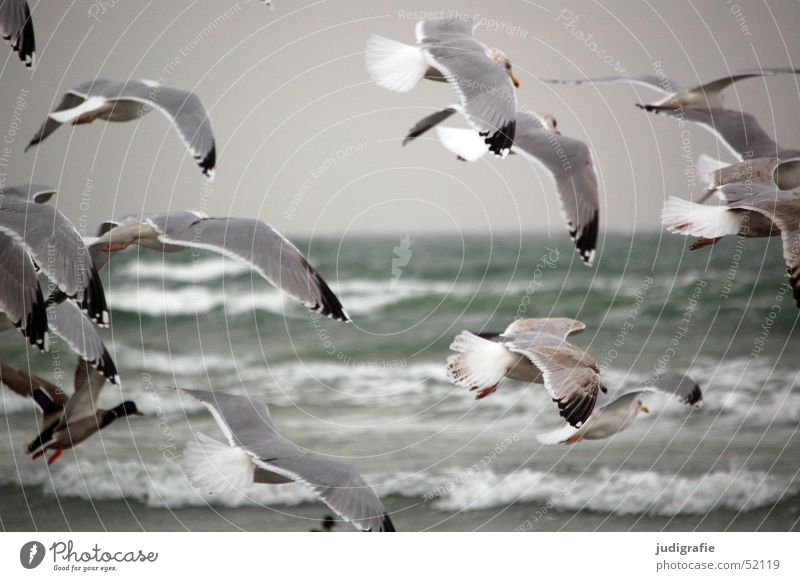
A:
<box><xmin>1</xmin><ymin>232</ymin><xmax>799</xmax><ymax>531</ymax></box>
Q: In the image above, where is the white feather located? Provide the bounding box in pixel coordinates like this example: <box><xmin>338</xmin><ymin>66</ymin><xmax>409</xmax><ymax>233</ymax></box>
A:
<box><xmin>365</xmin><ymin>35</ymin><xmax>428</xmax><ymax>93</ymax></box>
<box><xmin>48</xmin><ymin>97</ymin><xmax>109</xmax><ymax>124</ymax></box>
<box><xmin>535</xmin><ymin>423</ymin><xmax>580</xmax><ymax>445</ymax></box>
<box><xmin>436</xmin><ymin>126</ymin><xmax>490</xmax><ymax>162</ymax></box>
<box><xmin>182</xmin><ymin>432</ymin><xmax>255</xmax><ymax>494</ymax></box>
<box><xmin>446</xmin><ymin>331</ymin><xmax>513</xmax><ymax>389</ymax></box>
<box><xmin>661</xmin><ymin>196</ymin><xmax>742</xmax><ymax>238</ymax></box>
<box><xmin>695</xmin><ymin>154</ymin><xmax>728</xmax><ymax>188</ymax></box>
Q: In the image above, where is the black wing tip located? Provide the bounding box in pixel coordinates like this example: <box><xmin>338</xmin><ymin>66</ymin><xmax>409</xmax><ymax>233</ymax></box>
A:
<box><xmin>200</xmin><ymin>145</ymin><xmax>216</xmax><ymax>179</ymax></box>
<box><xmin>789</xmin><ymin>267</ymin><xmax>800</xmax><ymax>308</ymax></box>
<box><xmin>481</xmin><ymin>120</ymin><xmax>515</xmax><ymax>157</ymax></box>
<box><xmin>555</xmin><ymin>391</ymin><xmax>597</xmax><ymax>428</ymax></box>
<box><xmin>17</xmin><ymin>285</ymin><xmax>49</xmax><ymax>351</ymax></box>
<box><xmin>311</xmin><ymin>273</ymin><xmax>350</xmax><ymax>323</ymax></box>
<box><xmin>570</xmin><ymin>210</ymin><xmax>600</xmax><ymax>265</ymax></box>
<box><xmin>685</xmin><ymin>384</ymin><xmax>703</xmax><ymax>406</ymax></box>
<box><xmin>379</xmin><ymin>513</ymin><xmax>396</xmax><ymax>532</ymax></box>
<box><xmin>80</xmin><ymin>266</ymin><xmax>110</xmax><ymax>326</ymax></box>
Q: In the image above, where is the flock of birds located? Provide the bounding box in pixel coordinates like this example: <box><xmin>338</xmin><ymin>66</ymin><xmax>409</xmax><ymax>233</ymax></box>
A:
<box><xmin>0</xmin><ymin>5</ymin><xmax>798</xmax><ymax>531</ymax></box>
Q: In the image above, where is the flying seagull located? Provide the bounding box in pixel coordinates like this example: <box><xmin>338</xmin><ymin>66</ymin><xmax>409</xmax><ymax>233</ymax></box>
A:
<box><xmin>0</xmin><ymin>0</ymin><xmax>34</xmax><ymax>67</ymax></box>
<box><xmin>2</xmin><ymin>359</ymin><xmax>139</xmax><ymax>465</ymax></box>
<box><xmin>366</xmin><ymin>17</ymin><xmax>519</xmax><ymax>156</ymax></box>
<box><xmin>44</xmin><ymin>211</ymin><xmax>349</xmax><ymax>322</ymax></box>
<box><xmin>540</xmin><ymin>68</ymin><xmax>800</xmax><ymax>111</ymax></box>
<box><xmin>694</xmin><ymin>154</ymin><xmax>800</xmax><ymax>203</ymax></box>
<box><xmin>0</xmin><ymin>186</ymin><xmax>109</xmax><ymax>326</ymax></box>
<box><xmin>446</xmin><ymin>317</ymin><xmax>601</xmax><ymax>428</ymax></box>
<box><xmin>178</xmin><ymin>388</ymin><xmax>396</xmax><ymax>532</ymax></box>
<box><xmin>403</xmin><ymin>105</ymin><xmax>600</xmax><ymax>264</ymax></box>
<box><xmin>536</xmin><ymin>372</ymin><xmax>702</xmax><ymax>445</ymax></box>
<box><xmin>26</xmin><ymin>79</ymin><xmax>216</xmax><ymax>179</ymax></box>
<box><xmin>662</xmin><ymin>181</ymin><xmax>800</xmax><ymax>306</ymax></box>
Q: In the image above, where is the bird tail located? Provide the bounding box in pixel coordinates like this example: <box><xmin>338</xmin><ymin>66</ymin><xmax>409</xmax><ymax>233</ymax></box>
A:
<box><xmin>182</xmin><ymin>433</ymin><xmax>254</xmax><ymax>494</ymax></box>
<box><xmin>436</xmin><ymin>126</ymin><xmax>491</xmax><ymax>162</ymax></box>
<box><xmin>446</xmin><ymin>331</ymin><xmax>510</xmax><ymax>390</ymax></box>
<box><xmin>661</xmin><ymin>196</ymin><xmax>741</xmax><ymax>238</ymax></box>
<box><xmin>535</xmin><ymin>424</ymin><xmax>580</xmax><ymax>446</ymax></box>
<box><xmin>365</xmin><ymin>35</ymin><xmax>428</xmax><ymax>93</ymax></box>
<box><xmin>695</xmin><ymin>154</ymin><xmax>727</xmax><ymax>189</ymax></box>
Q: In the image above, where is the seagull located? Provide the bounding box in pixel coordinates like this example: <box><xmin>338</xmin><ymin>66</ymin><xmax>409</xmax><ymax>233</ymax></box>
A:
<box><xmin>540</xmin><ymin>68</ymin><xmax>800</xmax><ymax>111</ymax></box>
<box><xmin>366</xmin><ymin>17</ymin><xmax>519</xmax><ymax>156</ymax></box>
<box><xmin>2</xmin><ymin>358</ymin><xmax>139</xmax><ymax>465</ymax></box>
<box><xmin>694</xmin><ymin>154</ymin><xmax>800</xmax><ymax>203</ymax></box>
<box><xmin>48</xmin><ymin>211</ymin><xmax>348</xmax><ymax>322</ymax></box>
<box><xmin>0</xmin><ymin>230</ymin><xmax>48</xmax><ymax>350</ymax></box>
<box><xmin>536</xmin><ymin>372</ymin><xmax>702</xmax><ymax>445</ymax></box>
<box><xmin>403</xmin><ymin>105</ymin><xmax>600</xmax><ymax>264</ymax></box>
<box><xmin>26</xmin><ymin>79</ymin><xmax>216</xmax><ymax>179</ymax></box>
<box><xmin>178</xmin><ymin>388</ymin><xmax>396</xmax><ymax>532</ymax></box>
<box><xmin>662</xmin><ymin>182</ymin><xmax>800</xmax><ymax>305</ymax></box>
<box><xmin>0</xmin><ymin>185</ymin><xmax>109</xmax><ymax>326</ymax></box>
<box><xmin>446</xmin><ymin>317</ymin><xmax>601</xmax><ymax>428</ymax></box>
<box><xmin>0</xmin><ymin>0</ymin><xmax>34</xmax><ymax>67</ymax></box>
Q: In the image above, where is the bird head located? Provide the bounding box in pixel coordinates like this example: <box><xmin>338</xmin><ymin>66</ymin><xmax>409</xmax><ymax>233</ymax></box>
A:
<box><xmin>487</xmin><ymin>47</ymin><xmax>519</xmax><ymax>88</ymax></box>
<box><xmin>112</xmin><ymin>401</ymin><xmax>145</xmax><ymax>419</ymax></box>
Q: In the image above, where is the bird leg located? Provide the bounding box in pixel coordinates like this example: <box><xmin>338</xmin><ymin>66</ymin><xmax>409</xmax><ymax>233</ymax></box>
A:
<box><xmin>72</xmin><ymin>115</ymin><xmax>96</xmax><ymax>125</ymax></box>
<box><xmin>474</xmin><ymin>385</ymin><xmax>498</xmax><ymax>400</ymax></box>
<box><xmin>689</xmin><ymin>237</ymin><xmax>721</xmax><ymax>251</ymax></box>
<box><xmin>47</xmin><ymin>447</ymin><xmax>65</xmax><ymax>465</ymax></box>
<box><xmin>104</xmin><ymin>241</ymin><xmax>131</xmax><ymax>252</ymax></box>
<box><xmin>564</xmin><ymin>433</ymin><xmax>583</xmax><ymax>445</ymax></box>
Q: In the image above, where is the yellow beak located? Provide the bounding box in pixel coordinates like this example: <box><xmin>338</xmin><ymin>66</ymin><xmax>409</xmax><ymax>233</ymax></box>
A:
<box><xmin>640</xmin><ymin>406</ymin><xmax>650</xmax><ymax>414</ymax></box>
<box><xmin>135</xmin><ymin>411</ymin><xmax>145</xmax><ymax>417</ymax></box>
<box><xmin>510</xmin><ymin>73</ymin><xmax>520</xmax><ymax>88</ymax></box>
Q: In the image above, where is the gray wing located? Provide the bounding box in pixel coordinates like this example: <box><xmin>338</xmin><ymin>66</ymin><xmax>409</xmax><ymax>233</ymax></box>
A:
<box><xmin>108</xmin><ymin>81</ymin><xmax>216</xmax><ymax>178</ymax></box>
<box><xmin>730</xmin><ymin>187</ymin><xmax>800</xmax><ymax>306</ymax></box>
<box><xmin>62</xmin><ymin>359</ymin><xmax>107</xmax><ymax>423</ymax></box>
<box><xmin>504</xmin><ymin>334</ymin><xmax>600</xmax><ymax>427</ymax></box>
<box><xmin>690</xmin><ymin>68</ymin><xmax>800</xmax><ymax>95</ymax></box>
<box><xmin>514</xmin><ymin>112</ymin><xmax>600</xmax><ymax>264</ymax></box>
<box><xmin>0</xmin><ymin>199</ymin><xmax>108</xmax><ymax>325</ymax></box>
<box><xmin>402</xmin><ymin>105</ymin><xmax>459</xmax><ymax>145</ymax></box>
<box><xmin>419</xmin><ymin>25</ymin><xmax>516</xmax><ymax>155</ymax></box>
<box><xmin>503</xmin><ymin>317</ymin><xmax>585</xmax><ymax>339</ymax></box>
<box><xmin>621</xmin><ymin>372</ymin><xmax>703</xmax><ymax>405</ymax></box>
<box><xmin>46</xmin><ymin>301</ymin><xmax>119</xmax><ymax>385</ymax></box>
<box><xmin>25</xmin><ymin>91</ymin><xmax>87</xmax><ymax>151</ymax></box>
<box><xmin>538</xmin><ymin>74</ymin><xmax>673</xmax><ymax>94</ymax></box>
<box><xmin>146</xmin><ymin>213</ymin><xmax>348</xmax><ymax>321</ymax></box>
<box><xmin>657</xmin><ymin>108</ymin><xmax>800</xmax><ymax>160</ymax></box>
<box><xmin>0</xmin><ymin>184</ymin><xmax>58</xmax><ymax>204</ymax></box>
<box><xmin>0</xmin><ymin>232</ymin><xmax>48</xmax><ymax>349</ymax></box>
<box><xmin>0</xmin><ymin>0</ymin><xmax>34</xmax><ymax>67</ymax></box>
<box><xmin>180</xmin><ymin>389</ymin><xmax>394</xmax><ymax>532</ymax></box>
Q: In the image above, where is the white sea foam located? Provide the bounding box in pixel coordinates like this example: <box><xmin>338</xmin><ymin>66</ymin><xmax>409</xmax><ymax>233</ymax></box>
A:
<box><xmin>8</xmin><ymin>461</ymin><xmax>797</xmax><ymax>516</ymax></box>
<box><xmin>116</xmin><ymin>257</ymin><xmax>251</xmax><ymax>283</ymax></box>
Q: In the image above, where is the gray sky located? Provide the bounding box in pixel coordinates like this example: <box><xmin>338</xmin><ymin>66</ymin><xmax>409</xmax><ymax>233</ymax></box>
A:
<box><xmin>1</xmin><ymin>0</ymin><xmax>799</xmax><ymax>236</ymax></box>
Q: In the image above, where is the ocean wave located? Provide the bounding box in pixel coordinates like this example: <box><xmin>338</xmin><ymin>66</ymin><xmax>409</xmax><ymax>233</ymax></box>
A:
<box><xmin>115</xmin><ymin>257</ymin><xmax>251</xmax><ymax>283</ymax></box>
<box><xmin>8</xmin><ymin>461</ymin><xmax>797</xmax><ymax>516</ymax></box>
<box><xmin>432</xmin><ymin>467</ymin><xmax>800</xmax><ymax>515</ymax></box>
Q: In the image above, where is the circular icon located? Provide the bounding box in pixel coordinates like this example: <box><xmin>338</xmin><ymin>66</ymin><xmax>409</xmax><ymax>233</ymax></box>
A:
<box><xmin>19</xmin><ymin>541</ymin><xmax>46</xmax><ymax>569</ymax></box>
